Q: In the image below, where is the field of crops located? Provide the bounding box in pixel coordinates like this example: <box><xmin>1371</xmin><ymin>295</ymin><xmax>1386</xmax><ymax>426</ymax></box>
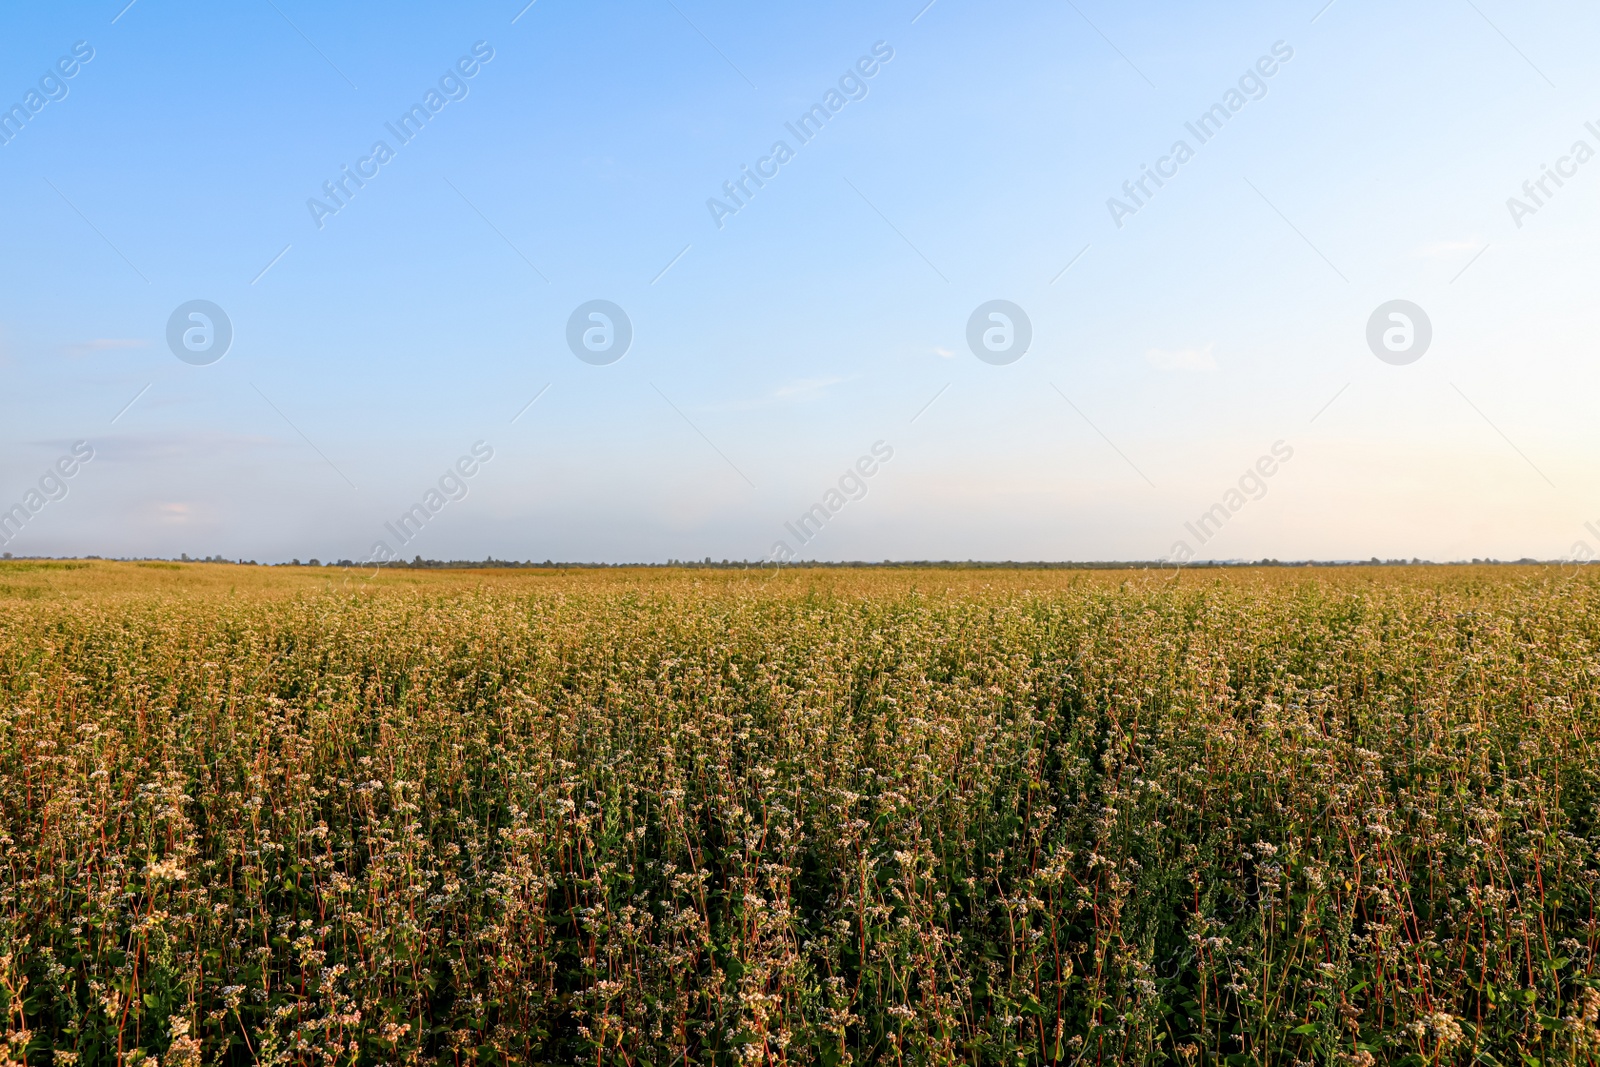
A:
<box><xmin>1</xmin><ymin>562</ymin><xmax>1598</xmax><ymax>1066</ymax></box>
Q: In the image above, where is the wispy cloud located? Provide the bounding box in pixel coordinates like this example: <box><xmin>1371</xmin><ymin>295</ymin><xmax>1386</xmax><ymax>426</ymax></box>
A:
<box><xmin>1413</xmin><ymin>238</ymin><xmax>1482</xmax><ymax>259</ymax></box>
<box><xmin>1146</xmin><ymin>342</ymin><xmax>1216</xmax><ymax>371</ymax></box>
<box><xmin>700</xmin><ymin>375</ymin><xmax>856</xmax><ymax>413</ymax></box>
<box><xmin>771</xmin><ymin>375</ymin><xmax>850</xmax><ymax>400</ymax></box>
<box><xmin>933</xmin><ymin>346</ymin><xmax>957</xmax><ymax>359</ymax></box>
<box><xmin>63</xmin><ymin>338</ymin><xmax>151</xmax><ymax>357</ymax></box>
<box><xmin>92</xmin><ymin>431</ymin><xmax>285</xmax><ymax>462</ymax></box>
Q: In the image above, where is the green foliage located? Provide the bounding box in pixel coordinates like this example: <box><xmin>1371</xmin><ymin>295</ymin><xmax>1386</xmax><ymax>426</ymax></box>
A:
<box><xmin>0</xmin><ymin>566</ymin><xmax>1598</xmax><ymax>1066</ymax></box>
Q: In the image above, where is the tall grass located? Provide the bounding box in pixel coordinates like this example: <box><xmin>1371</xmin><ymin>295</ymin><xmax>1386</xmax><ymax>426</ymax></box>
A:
<box><xmin>1</xmin><ymin>564</ymin><xmax>1598</xmax><ymax>1065</ymax></box>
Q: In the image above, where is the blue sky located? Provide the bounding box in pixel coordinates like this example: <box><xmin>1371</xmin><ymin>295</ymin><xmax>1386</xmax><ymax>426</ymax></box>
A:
<box><xmin>3</xmin><ymin>0</ymin><xmax>1599</xmax><ymax>564</ymax></box>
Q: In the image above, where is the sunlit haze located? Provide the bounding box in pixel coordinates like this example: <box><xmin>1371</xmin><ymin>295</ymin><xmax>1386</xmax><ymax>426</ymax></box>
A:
<box><xmin>4</xmin><ymin>0</ymin><xmax>1598</xmax><ymax>564</ymax></box>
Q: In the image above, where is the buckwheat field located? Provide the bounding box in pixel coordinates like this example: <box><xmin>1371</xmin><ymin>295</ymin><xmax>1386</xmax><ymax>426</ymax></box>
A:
<box><xmin>2</xmin><ymin>562</ymin><xmax>1598</xmax><ymax>1067</ymax></box>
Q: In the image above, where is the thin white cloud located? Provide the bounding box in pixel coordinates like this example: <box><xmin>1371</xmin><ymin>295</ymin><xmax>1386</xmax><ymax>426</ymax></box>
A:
<box><xmin>771</xmin><ymin>375</ymin><xmax>850</xmax><ymax>399</ymax></box>
<box><xmin>92</xmin><ymin>432</ymin><xmax>285</xmax><ymax>462</ymax></box>
<box><xmin>1146</xmin><ymin>342</ymin><xmax>1216</xmax><ymax>371</ymax></box>
<box><xmin>706</xmin><ymin>375</ymin><xmax>856</xmax><ymax>412</ymax></box>
<box><xmin>1413</xmin><ymin>239</ymin><xmax>1482</xmax><ymax>258</ymax></box>
<box><xmin>933</xmin><ymin>346</ymin><xmax>956</xmax><ymax>359</ymax></box>
<box><xmin>63</xmin><ymin>338</ymin><xmax>151</xmax><ymax>356</ymax></box>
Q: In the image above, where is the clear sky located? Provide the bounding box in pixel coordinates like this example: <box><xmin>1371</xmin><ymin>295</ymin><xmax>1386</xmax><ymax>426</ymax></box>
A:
<box><xmin>3</xmin><ymin>0</ymin><xmax>1598</xmax><ymax>564</ymax></box>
